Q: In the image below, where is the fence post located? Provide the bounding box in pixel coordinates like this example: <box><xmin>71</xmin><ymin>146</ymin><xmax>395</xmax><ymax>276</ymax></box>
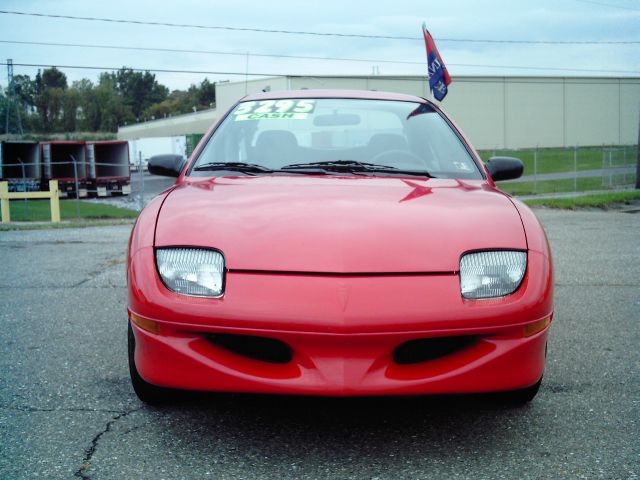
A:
<box><xmin>49</xmin><ymin>180</ymin><xmax>60</xmax><ymax>223</ymax></box>
<box><xmin>138</xmin><ymin>151</ymin><xmax>144</xmax><ymax>211</ymax></box>
<box><xmin>72</xmin><ymin>158</ymin><xmax>81</xmax><ymax>220</ymax></box>
<box><xmin>602</xmin><ymin>144</ymin><xmax>606</xmax><ymax>188</ymax></box>
<box><xmin>608</xmin><ymin>147</ymin><xmax>613</xmax><ymax>187</ymax></box>
<box><xmin>19</xmin><ymin>158</ymin><xmax>30</xmax><ymax>219</ymax></box>
<box><xmin>0</xmin><ymin>181</ymin><xmax>9</xmax><ymax>223</ymax></box>
<box><xmin>1</xmin><ymin>180</ymin><xmax>60</xmax><ymax>224</ymax></box>
<box><xmin>533</xmin><ymin>146</ymin><xmax>538</xmax><ymax>194</ymax></box>
<box><xmin>19</xmin><ymin>159</ymin><xmax>26</xmax><ymax>192</ymax></box>
<box><xmin>573</xmin><ymin>145</ymin><xmax>578</xmax><ymax>193</ymax></box>
<box><xmin>636</xmin><ymin>109</ymin><xmax>640</xmax><ymax>189</ymax></box>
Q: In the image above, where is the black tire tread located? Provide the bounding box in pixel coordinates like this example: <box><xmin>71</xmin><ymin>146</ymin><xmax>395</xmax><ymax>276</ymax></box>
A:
<box><xmin>500</xmin><ymin>377</ymin><xmax>542</xmax><ymax>405</ymax></box>
<box><xmin>128</xmin><ymin>322</ymin><xmax>175</xmax><ymax>404</ymax></box>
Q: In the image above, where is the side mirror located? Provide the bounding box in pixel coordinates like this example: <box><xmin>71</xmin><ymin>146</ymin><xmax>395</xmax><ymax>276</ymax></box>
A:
<box><xmin>148</xmin><ymin>154</ymin><xmax>186</xmax><ymax>178</ymax></box>
<box><xmin>486</xmin><ymin>156</ymin><xmax>524</xmax><ymax>182</ymax></box>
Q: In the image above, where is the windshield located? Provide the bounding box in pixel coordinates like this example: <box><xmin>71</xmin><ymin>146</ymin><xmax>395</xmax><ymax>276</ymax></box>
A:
<box><xmin>189</xmin><ymin>98</ymin><xmax>482</xmax><ymax>179</ymax></box>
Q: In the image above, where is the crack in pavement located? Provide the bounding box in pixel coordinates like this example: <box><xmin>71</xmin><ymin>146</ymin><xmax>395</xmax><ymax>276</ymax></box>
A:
<box><xmin>0</xmin><ymin>240</ymin><xmax>100</xmax><ymax>246</ymax></box>
<box><xmin>74</xmin><ymin>406</ymin><xmax>144</xmax><ymax>480</ymax></box>
<box><xmin>0</xmin><ymin>404</ymin><xmax>128</xmax><ymax>414</ymax></box>
<box><xmin>72</xmin><ymin>255</ymin><xmax>126</xmax><ymax>288</ymax></box>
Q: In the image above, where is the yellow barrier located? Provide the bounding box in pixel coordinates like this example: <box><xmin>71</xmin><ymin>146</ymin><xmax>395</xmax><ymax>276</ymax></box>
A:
<box><xmin>0</xmin><ymin>180</ymin><xmax>61</xmax><ymax>223</ymax></box>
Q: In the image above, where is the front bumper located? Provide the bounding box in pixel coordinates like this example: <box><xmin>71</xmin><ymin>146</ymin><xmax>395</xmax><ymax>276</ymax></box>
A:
<box><xmin>128</xmin><ymin>246</ymin><xmax>553</xmax><ymax>396</ymax></box>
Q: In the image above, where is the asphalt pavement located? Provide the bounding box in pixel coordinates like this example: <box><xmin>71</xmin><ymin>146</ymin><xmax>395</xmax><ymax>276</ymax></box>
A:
<box><xmin>0</xmin><ymin>209</ymin><xmax>638</xmax><ymax>479</ymax></box>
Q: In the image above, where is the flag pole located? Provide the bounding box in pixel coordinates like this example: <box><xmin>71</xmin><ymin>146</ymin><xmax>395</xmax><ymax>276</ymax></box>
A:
<box><xmin>422</xmin><ymin>22</ymin><xmax>431</xmax><ymax>101</ymax></box>
<box><xmin>422</xmin><ymin>22</ymin><xmax>451</xmax><ymax>102</ymax></box>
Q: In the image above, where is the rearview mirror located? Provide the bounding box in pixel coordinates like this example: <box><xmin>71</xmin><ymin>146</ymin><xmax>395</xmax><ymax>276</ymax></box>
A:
<box><xmin>313</xmin><ymin>113</ymin><xmax>361</xmax><ymax>127</ymax></box>
<box><xmin>148</xmin><ymin>154</ymin><xmax>186</xmax><ymax>178</ymax></box>
<box><xmin>486</xmin><ymin>156</ymin><xmax>524</xmax><ymax>182</ymax></box>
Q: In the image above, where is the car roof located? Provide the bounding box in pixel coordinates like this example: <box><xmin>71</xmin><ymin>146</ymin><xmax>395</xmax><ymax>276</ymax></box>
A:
<box><xmin>242</xmin><ymin>89</ymin><xmax>429</xmax><ymax>104</ymax></box>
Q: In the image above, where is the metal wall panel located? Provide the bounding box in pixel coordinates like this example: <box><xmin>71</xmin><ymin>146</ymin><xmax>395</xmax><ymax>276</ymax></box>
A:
<box><xmin>620</xmin><ymin>79</ymin><xmax>640</xmax><ymax>145</ymax></box>
<box><xmin>441</xmin><ymin>79</ymin><xmax>506</xmax><ymax>150</ymax></box>
<box><xmin>217</xmin><ymin>76</ymin><xmax>288</xmax><ymax>110</ymax></box>
<box><xmin>565</xmin><ymin>78</ymin><xmax>620</xmax><ymax>147</ymax></box>
<box><xmin>504</xmin><ymin>79</ymin><xmax>564</xmax><ymax>149</ymax></box>
<box><xmin>118</xmin><ymin>75</ymin><xmax>640</xmax><ymax>149</ymax></box>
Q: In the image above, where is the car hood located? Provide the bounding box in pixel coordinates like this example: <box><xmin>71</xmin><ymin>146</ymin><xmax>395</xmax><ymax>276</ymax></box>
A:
<box><xmin>155</xmin><ymin>176</ymin><xmax>526</xmax><ymax>273</ymax></box>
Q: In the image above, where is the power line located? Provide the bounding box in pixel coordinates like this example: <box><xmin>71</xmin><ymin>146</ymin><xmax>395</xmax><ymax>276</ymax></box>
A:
<box><xmin>572</xmin><ymin>0</ymin><xmax>640</xmax><ymax>11</ymax></box>
<box><xmin>2</xmin><ymin>62</ymin><xmax>639</xmax><ymax>80</ymax></box>
<box><xmin>2</xmin><ymin>62</ymin><xmax>274</xmax><ymax>77</ymax></box>
<box><xmin>5</xmin><ymin>59</ymin><xmax>24</xmax><ymax>135</ymax></box>
<box><xmin>450</xmin><ymin>63</ymin><xmax>640</xmax><ymax>74</ymax></box>
<box><xmin>1</xmin><ymin>10</ymin><xmax>639</xmax><ymax>45</ymax></box>
<box><xmin>0</xmin><ymin>39</ymin><xmax>425</xmax><ymax>66</ymax></box>
<box><xmin>5</xmin><ymin>39</ymin><xmax>640</xmax><ymax>74</ymax></box>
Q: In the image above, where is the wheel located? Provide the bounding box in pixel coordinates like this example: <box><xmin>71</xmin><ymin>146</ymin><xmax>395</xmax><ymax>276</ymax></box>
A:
<box><xmin>499</xmin><ymin>377</ymin><xmax>542</xmax><ymax>405</ymax></box>
<box><xmin>128</xmin><ymin>322</ymin><xmax>175</xmax><ymax>404</ymax></box>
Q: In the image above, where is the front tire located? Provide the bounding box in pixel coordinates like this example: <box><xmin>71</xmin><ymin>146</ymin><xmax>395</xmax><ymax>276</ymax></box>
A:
<box><xmin>500</xmin><ymin>377</ymin><xmax>542</xmax><ymax>405</ymax></box>
<box><xmin>128</xmin><ymin>322</ymin><xmax>175</xmax><ymax>404</ymax></box>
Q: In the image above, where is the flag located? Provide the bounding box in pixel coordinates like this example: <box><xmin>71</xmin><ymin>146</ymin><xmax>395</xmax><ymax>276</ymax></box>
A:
<box><xmin>422</xmin><ymin>23</ymin><xmax>451</xmax><ymax>101</ymax></box>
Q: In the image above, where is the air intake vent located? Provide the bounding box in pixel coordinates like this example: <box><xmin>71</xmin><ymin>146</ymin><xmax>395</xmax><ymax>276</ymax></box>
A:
<box><xmin>207</xmin><ymin>334</ymin><xmax>293</xmax><ymax>364</ymax></box>
<box><xmin>393</xmin><ymin>336</ymin><xmax>478</xmax><ymax>364</ymax></box>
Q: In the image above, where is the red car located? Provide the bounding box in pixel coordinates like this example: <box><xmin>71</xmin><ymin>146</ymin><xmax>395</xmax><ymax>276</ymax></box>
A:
<box><xmin>127</xmin><ymin>90</ymin><xmax>553</xmax><ymax>404</ymax></box>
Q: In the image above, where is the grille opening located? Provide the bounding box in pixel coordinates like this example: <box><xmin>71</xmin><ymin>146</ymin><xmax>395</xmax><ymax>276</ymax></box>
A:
<box><xmin>393</xmin><ymin>336</ymin><xmax>478</xmax><ymax>364</ymax></box>
<box><xmin>207</xmin><ymin>334</ymin><xmax>293</xmax><ymax>364</ymax></box>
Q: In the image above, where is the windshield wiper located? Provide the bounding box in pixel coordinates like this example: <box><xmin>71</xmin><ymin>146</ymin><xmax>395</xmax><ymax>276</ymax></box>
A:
<box><xmin>283</xmin><ymin>160</ymin><xmax>387</xmax><ymax>169</ymax></box>
<box><xmin>192</xmin><ymin>161</ymin><xmax>344</xmax><ymax>176</ymax></box>
<box><xmin>282</xmin><ymin>160</ymin><xmax>434</xmax><ymax>178</ymax></box>
<box><xmin>193</xmin><ymin>162</ymin><xmax>274</xmax><ymax>174</ymax></box>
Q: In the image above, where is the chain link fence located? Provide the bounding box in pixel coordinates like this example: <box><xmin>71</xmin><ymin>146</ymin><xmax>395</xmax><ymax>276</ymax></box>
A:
<box><xmin>2</xmin><ymin>144</ymin><xmax>638</xmax><ymax>222</ymax></box>
<box><xmin>0</xmin><ymin>159</ymin><xmax>138</xmax><ymax>222</ymax></box>
<box><xmin>478</xmin><ymin>145</ymin><xmax>638</xmax><ymax>196</ymax></box>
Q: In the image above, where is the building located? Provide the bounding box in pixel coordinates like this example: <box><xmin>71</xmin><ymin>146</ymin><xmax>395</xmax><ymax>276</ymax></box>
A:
<box><xmin>117</xmin><ymin>75</ymin><xmax>640</xmax><ymax>150</ymax></box>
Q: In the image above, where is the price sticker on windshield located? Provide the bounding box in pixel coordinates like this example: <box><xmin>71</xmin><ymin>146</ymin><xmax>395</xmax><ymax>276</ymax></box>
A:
<box><xmin>233</xmin><ymin>99</ymin><xmax>316</xmax><ymax>121</ymax></box>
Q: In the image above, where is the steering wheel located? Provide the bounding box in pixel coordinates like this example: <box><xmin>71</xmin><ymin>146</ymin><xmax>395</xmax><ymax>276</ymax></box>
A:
<box><xmin>370</xmin><ymin>149</ymin><xmax>425</xmax><ymax>168</ymax></box>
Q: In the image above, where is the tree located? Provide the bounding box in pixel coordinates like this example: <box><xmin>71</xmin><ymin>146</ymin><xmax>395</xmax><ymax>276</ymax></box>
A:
<box><xmin>4</xmin><ymin>66</ymin><xmax>215</xmax><ymax>134</ymax></box>
<box><xmin>197</xmin><ymin>78</ymin><xmax>216</xmax><ymax>107</ymax></box>
<box><xmin>74</xmin><ymin>79</ymin><xmax>99</xmax><ymax>131</ymax></box>
<box><xmin>41</xmin><ymin>67</ymin><xmax>67</xmax><ymax>90</ymax></box>
<box><xmin>143</xmin><ymin>98</ymin><xmax>180</xmax><ymax>120</ymax></box>
<box><xmin>1</xmin><ymin>89</ymin><xmax>8</xmax><ymax>134</ymax></box>
<box><xmin>94</xmin><ymin>73</ymin><xmax>133</xmax><ymax>131</ymax></box>
<box><xmin>12</xmin><ymin>74</ymin><xmax>36</xmax><ymax>109</ymax></box>
<box><xmin>33</xmin><ymin>67</ymin><xmax>69</xmax><ymax>131</ymax></box>
<box><xmin>114</xmin><ymin>68</ymin><xmax>168</xmax><ymax>120</ymax></box>
<box><xmin>62</xmin><ymin>88</ymin><xmax>80</xmax><ymax>132</ymax></box>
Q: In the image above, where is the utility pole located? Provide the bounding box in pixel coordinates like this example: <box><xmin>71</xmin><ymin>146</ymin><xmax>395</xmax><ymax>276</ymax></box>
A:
<box><xmin>4</xmin><ymin>59</ymin><xmax>24</xmax><ymax>135</ymax></box>
<box><xmin>3</xmin><ymin>59</ymin><xmax>8</xmax><ymax>135</ymax></box>
<box><xmin>636</xmin><ymin>105</ymin><xmax>639</xmax><ymax>189</ymax></box>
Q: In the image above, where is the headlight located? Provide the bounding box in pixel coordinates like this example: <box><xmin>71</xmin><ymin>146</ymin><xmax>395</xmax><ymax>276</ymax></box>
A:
<box><xmin>460</xmin><ymin>250</ymin><xmax>526</xmax><ymax>299</ymax></box>
<box><xmin>156</xmin><ymin>248</ymin><xmax>225</xmax><ymax>297</ymax></box>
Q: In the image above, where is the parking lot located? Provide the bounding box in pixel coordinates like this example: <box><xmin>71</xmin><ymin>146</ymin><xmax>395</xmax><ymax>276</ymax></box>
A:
<box><xmin>0</xmin><ymin>208</ymin><xmax>638</xmax><ymax>479</ymax></box>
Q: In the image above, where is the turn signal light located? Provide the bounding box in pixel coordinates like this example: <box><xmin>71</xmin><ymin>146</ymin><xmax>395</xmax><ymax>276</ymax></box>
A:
<box><xmin>130</xmin><ymin>312</ymin><xmax>160</xmax><ymax>334</ymax></box>
<box><xmin>523</xmin><ymin>316</ymin><xmax>552</xmax><ymax>337</ymax></box>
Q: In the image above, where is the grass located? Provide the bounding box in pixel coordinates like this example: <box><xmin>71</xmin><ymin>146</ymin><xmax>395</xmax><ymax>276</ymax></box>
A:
<box><xmin>498</xmin><ymin>173</ymin><xmax>636</xmax><ymax>196</ymax></box>
<box><xmin>523</xmin><ymin>190</ymin><xmax>640</xmax><ymax>209</ymax></box>
<box><xmin>7</xmin><ymin>199</ymin><xmax>138</xmax><ymax>222</ymax></box>
<box><xmin>0</xmin><ymin>132</ymin><xmax>117</xmax><ymax>142</ymax></box>
<box><xmin>477</xmin><ymin>145</ymin><xmax>638</xmax><ymax>176</ymax></box>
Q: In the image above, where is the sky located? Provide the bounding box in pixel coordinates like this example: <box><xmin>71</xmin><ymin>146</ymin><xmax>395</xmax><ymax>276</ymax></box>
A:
<box><xmin>0</xmin><ymin>0</ymin><xmax>638</xmax><ymax>91</ymax></box>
